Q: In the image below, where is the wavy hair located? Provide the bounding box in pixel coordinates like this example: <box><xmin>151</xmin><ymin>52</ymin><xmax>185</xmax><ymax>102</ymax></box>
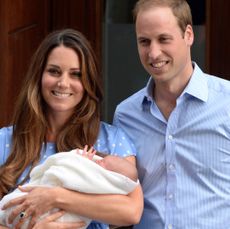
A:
<box><xmin>0</xmin><ymin>29</ymin><xmax>103</xmax><ymax>197</ymax></box>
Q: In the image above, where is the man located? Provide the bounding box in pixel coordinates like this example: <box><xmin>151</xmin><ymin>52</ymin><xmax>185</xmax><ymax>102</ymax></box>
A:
<box><xmin>113</xmin><ymin>0</ymin><xmax>230</xmax><ymax>228</ymax></box>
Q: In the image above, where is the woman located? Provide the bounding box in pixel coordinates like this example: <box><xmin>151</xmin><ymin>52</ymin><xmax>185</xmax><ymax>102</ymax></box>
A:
<box><xmin>0</xmin><ymin>29</ymin><xmax>143</xmax><ymax>229</ymax></box>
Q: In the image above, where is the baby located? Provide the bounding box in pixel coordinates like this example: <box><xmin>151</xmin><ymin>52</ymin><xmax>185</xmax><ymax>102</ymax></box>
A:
<box><xmin>80</xmin><ymin>146</ymin><xmax>138</xmax><ymax>182</ymax></box>
<box><xmin>0</xmin><ymin>147</ymin><xmax>138</xmax><ymax>229</ymax></box>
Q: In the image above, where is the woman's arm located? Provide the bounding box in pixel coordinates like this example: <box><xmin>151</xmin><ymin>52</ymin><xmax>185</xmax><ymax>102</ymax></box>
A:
<box><xmin>6</xmin><ymin>185</ymin><xmax>143</xmax><ymax>228</ymax></box>
<box><xmin>53</xmin><ymin>155</ymin><xmax>142</xmax><ymax>225</ymax></box>
<box><xmin>54</xmin><ymin>184</ymin><xmax>143</xmax><ymax>225</ymax></box>
<box><xmin>0</xmin><ymin>225</ymin><xmax>9</xmax><ymax>229</ymax></box>
<box><xmin>4</xmin><ymin>156</ymin><xmax>143</xmax><ymax>227</ymax></box>
<box><xmin>32</xmin><ymin>211</ymin><xmax>86</xmax><ymax>229</ymax></box>
<box><xmin>44</xmin><ymin>155</ymin><xmax>143</xmax><ymax>226</ymax></box>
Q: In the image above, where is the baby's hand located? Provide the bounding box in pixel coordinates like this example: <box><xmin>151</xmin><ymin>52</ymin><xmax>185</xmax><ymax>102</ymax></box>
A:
<box><xmin>76</xmin><ymin>145</ymin><xmax>96</xmax><ymax>160</ymax></box>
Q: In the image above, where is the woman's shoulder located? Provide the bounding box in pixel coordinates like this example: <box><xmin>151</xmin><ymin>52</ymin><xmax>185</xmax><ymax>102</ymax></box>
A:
<box><xmin>0</xmin><ymin>126</ymin><xmax>13</xmax><ymax>142</ymax></box>
<box><xmin>97</xmin><ymin>121</ymin><xmax>136</xmax><ymax>156</ymax></box>
<box><xmin>0</xmin><ymin>126</ymin><xmax>13</xmax><ymax>165</ymax></box>
<box><xmin>99</xmin><ymin>121</ymin><xmax>127</xmax><ymax>137</ymax></box>
<box><xmin>100</xmin><ymin>121</ymin><xmax>117</xmax><ymax>131</ymax></box>
<box><xmin>0</xmin><ymin>125</ymin><xmax>13</xmax><ymax>134</ymax></box>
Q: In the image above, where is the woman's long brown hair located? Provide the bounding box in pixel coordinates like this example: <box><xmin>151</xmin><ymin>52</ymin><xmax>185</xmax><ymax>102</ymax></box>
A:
<box><xmin>0</xmin><ymin>29</ymin><xmax>103</xmax><ymax>197</ymax></box>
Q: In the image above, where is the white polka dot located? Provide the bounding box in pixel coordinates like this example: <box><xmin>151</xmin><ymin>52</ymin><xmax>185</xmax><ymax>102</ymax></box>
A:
<box><xmin>119</xmin><ymin>143</ymin><xmax>122</xmax><ymax>146</ymax></box>
<box><xmin>126</xmin><ymin>150</ymin><xmax>130</xmax><ymax>154</ymax></box>
<box><xmin>49</xmin><ymin>146</ymin><xmax>53</xmax><ymax>149</ymax></box>
<box><xmin>5</xmin><ymin>144</ymin><xmax>9</xmax><ymax>148</ymax></box>
<box><xmin>97</xmin><ymin>139</ymin><xmax>100</xmax><ymax>142</ymax></box>
<box><xmin>114</xmin><ymin>153</ymin><xmax>118</xmax><ymax>156</ymax></box>
<box><xmin>122</xmin><ymin>136</ymin><xmax>126</xmax><ymax>140</ymax></box>
<box><xmin>112</xmin><ymin>143</ymin><xmax>116</xmax><ymax>148</ymax></box>
<box><xmin>97</xmin><ymin>143</ymin><xmax>101</xmax><ymax>148</ymax></box>
<box><xmin>0</xmin><ymin>132</ymin><xmax>2</xmax><ymax>135</ymax></box>
<box><xmin>123</xmin><ymin>154</ymin><xmax>127</xmax><ymax>157</ymax></box>
<box><xmin>43</xmin><ymin>155</ymin><xmax>47</xmax><ymax>159</ymax></box>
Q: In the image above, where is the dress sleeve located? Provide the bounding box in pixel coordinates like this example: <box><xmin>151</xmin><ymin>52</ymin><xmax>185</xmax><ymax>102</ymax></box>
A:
<box><xmin>87</xmin><ymin>221</ymin><xmax>108</xmax><ymax>229</ymax></box>
<box><xmin>95</xmin><ymin>122</ymin><xmax>136</xmax><ymax>157</ymax></box>
<box><xmin>111</xmin><ymin>127</ymin><xmax>136</xmax><ymax>157</ymax></box>
<box><xmin>0</xmin><ymin>127</ymin><xmax>12</xmax><ymax>166</ymax></box>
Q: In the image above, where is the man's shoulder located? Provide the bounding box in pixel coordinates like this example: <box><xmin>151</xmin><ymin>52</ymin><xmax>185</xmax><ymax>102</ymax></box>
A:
<box><xmin>193</xmin><ymin>63</ymin><xmax>230</xmax><ymax>95</ymax></box>
<box><xmin>205</xmin><ymin>73</ymin><xmax>230</xmax><ymax>95</ymax></box>
<box><xmin>116</xmin><ymin>87</ymin><xmax>146</xmax><ymax>110</ymax></box>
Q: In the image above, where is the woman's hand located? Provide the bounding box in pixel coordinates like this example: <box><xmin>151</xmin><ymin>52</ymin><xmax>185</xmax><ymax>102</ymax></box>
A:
<box><xmin>2</xmin><ymin>186</ymin><xmax>57</xmax><ymax>227</ymax></box>
<box><xmin>32</xmin><ymin>211</ymin><xmax>86</xmax><ymax>229</ymax></box>
<box><xmin>13</xmin><ymin>210</ymin><xmax>85</xmax><ymax>229</ymax></box>
<box><xmin>0</xmin><ymin>225</ymin><xmax>9</xmax><ymax>229</ymax></box>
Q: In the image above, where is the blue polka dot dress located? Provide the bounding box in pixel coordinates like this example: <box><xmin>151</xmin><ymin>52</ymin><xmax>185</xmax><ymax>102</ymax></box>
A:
<box><xmin>0</xmin><ymin>122</ymin><xmax>136</xmax><ymax>229</ymax></box>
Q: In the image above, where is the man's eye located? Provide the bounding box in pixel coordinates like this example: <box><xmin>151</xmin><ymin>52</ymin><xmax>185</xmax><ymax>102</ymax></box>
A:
<box><xmin>159</xmin><ymin>37</ymin><xmax>170</xmax><ymax>43</ymax></box>
<box><xmin>138</xmin><ymin>39</ymin><xmax>150</xmax><ymax>46</ymax></box>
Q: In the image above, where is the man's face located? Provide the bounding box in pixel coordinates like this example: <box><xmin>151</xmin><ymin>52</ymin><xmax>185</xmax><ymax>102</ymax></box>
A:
<box><xmin>136</xmin><ymin>6</ymin><xmax>194</xmax><ymax>86</ymax></box>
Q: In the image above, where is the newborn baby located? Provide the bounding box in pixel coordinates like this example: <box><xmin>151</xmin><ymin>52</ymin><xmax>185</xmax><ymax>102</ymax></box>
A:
<box><xmin>0</xmin><ymin>148</ymin><xmax>138</xmax><ymax>229</ymax></box>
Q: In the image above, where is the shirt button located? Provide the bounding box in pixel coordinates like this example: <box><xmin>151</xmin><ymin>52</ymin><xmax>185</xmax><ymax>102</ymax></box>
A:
<box><xmin>168</xmin><ymin>224</ymin><xmax>173</xmax><ymax>229</ymax></box>
<box><xmin>168</xmin><ymin>135</ymin><xmax>173</xmax><ymax>140</ymax></box>
<box><xmin>168</xmin><ymin>194</ymin><xmax>173</xmax><ymax>200</ymax></box>
<box><xmin>168</xmin><ymin>164</ymin><xmax>175</xmax><ymax>171</ymax></box>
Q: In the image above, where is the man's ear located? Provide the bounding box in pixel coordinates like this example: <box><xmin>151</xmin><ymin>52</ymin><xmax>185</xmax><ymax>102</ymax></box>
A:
<box><xmin>184</xmin><ymin>24</ymin><xmax>194</xmax><ymax>46</ymax></box>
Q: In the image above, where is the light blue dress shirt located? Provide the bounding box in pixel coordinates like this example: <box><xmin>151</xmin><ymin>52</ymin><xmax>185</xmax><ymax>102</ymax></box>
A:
<box><xmin>0</xmin><ymin>121</ymin><xmax>136</xmax><ymax>229</ymax></box>
<box><xmin>113</xmin><ymin>63</ymin><xmax>230</xmax><ymax>229</ymax></box>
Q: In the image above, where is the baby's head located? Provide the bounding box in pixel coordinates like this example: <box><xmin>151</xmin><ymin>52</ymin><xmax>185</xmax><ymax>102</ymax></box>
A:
<box><xmin>96</xmin><ymin>155</ymin><xmax>138</xmax><ymax>182</ymax></box>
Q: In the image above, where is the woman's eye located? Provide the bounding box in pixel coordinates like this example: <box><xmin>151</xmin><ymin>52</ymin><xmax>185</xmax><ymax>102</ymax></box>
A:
<box><xmin>47</xmin><ymin>68</ymin><xmax>60</xmax><ymax>75</ymax></box>
<box><xmin>71</xmin><ymin>71</ymin><xmax>82</xmax><ymax>77</ymax></box>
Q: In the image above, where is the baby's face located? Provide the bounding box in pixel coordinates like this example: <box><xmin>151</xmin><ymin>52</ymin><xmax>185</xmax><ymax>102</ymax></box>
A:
<box><xmin>96</xmin><ymin>159</ymin><xmax>107</xmax><ymax>169</ymax></box>
<box><xmin>96</xmin><ymin>155</ymin><xmax>120</xmax><ymax>172</ymax></box>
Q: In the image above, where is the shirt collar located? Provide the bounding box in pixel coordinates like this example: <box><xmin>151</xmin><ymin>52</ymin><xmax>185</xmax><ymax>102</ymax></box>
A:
<box><xmin>141</xmin><ymin>77</ymin><xmax>154</xmax><ymax>109</ymax></box>
<box><xmin>142</xmin><ymin>62</ymin><xmax>208</xmax><ymax>107</ymax></box>
<box><xmin>182</xmin><ymin>62</ymin><xmax>208</xmax><ymax>102</ymax></box>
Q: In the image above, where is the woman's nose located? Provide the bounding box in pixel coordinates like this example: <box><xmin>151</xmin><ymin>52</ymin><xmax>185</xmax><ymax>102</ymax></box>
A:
<box><xmin>57</xmin><ymin>74</ymin><xmax>70</xmax><ymax>88</ymax></box>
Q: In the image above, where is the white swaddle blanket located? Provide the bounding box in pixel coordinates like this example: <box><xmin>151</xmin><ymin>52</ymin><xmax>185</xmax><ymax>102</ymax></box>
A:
<box><xmin>0</xmin><ymin>149</ymin><xmax>138</xmax><ymax>229</ymax></box>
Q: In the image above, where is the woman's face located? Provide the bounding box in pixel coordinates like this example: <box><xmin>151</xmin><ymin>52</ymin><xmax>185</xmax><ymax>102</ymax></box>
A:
<box><xmin>41</xmin><ymin>45</ymin><xmax>84</xmax><ymax>119</ymax></box>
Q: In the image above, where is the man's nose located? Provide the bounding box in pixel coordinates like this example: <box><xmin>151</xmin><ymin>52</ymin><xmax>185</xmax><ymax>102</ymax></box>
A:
<box><xmin>148</xmin><ymin>42</ymin><xmax>161</xmax><ymax>59</ymax></box>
